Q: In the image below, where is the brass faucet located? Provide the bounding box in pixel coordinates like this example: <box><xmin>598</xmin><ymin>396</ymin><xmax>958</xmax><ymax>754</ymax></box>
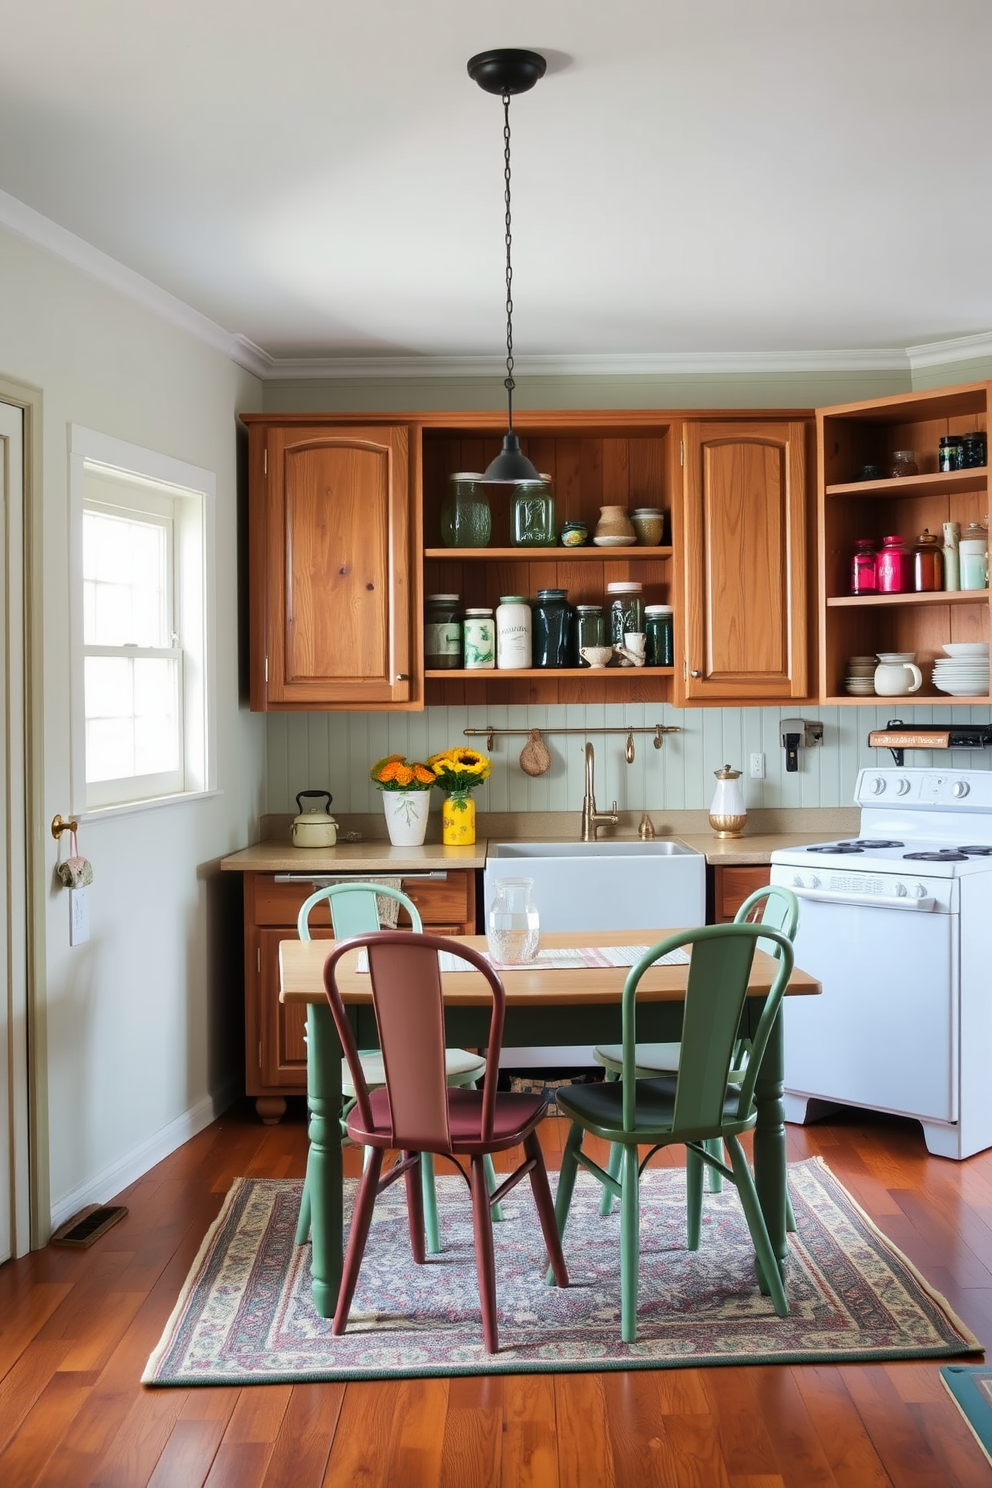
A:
<box><xmin>581</xmin><ymin>742</ymin><xmax>619</xmax><ymax>842</ymax></box>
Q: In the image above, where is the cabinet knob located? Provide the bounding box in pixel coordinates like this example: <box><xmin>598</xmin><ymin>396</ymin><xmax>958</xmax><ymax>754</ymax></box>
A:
<box><xmin>690</xmin><ymin>668</ymin><xmax>702</xmax><ymax>678</ymax></box>
<box><xmin>395</xmin><ymin>673</ymin><xmax>409</xmax><ymax>681</ymax></box>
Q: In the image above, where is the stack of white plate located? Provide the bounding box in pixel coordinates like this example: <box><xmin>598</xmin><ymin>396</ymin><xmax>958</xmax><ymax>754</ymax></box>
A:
<box><xmin>845</xmin><ymin>655</ymin><xmax>878</xmax><ymax>695</ymax></box>
<box><xmin>932</xmin><ymin>643</ymin><xmax>990</xmax><ymax>696</ymax></box>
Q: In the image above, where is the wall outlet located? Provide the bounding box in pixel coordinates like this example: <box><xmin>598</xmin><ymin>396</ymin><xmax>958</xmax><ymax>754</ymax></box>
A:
<box><xmin>69</xmin><ymin>888</ymin><xmax>90</xmax><ymax>945</ymax></box>
<box><xmin>749</xmin><ymin>752</ymin><xmax>766</xmax><ymax>780</ymax></box>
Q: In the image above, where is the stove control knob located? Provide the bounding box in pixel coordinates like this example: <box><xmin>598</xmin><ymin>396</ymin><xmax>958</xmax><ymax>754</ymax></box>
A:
<box><xmin>914</xmin><ymin>883</ymin><xmax>928</xmax><ymax>898</ymax></box>
<box><xmin>811</xmin><ymin>875</ymin><xmax>821</xmax><ymax>889</ymax></box>
<box><xmin>895</xmin><ymin>882</ymin><xmax>908</xmax><ymax>897</ymax></box>
<box><xmin>869</xmin><ymin>776</ymin><xmax>886</xmax><ymax>795</ymax></box>
<box><xmin>896</xmin><ymin>778</ymin><xmax>911</xmax><ymax>796</ymax></box>
<box><xmin>792</xmin><ymin>874</ymin><xmax>804</xmax><ymax>888</ymax></box>
<box><xmin>952</xmin><ymin>780</ymin><xmax>970</xmax><ymax>798</ymax></box>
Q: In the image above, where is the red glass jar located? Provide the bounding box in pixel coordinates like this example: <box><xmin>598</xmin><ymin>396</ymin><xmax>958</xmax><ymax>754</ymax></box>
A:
<box><xmin>912</xmin><ymin>529</ymin><xmax>943</xmax><ymax>592</ymax></box>
<box><xmin>876</xmin><ymin>534</ymin><xmax>911</xmax><ymax>593</ymax></box>
<box><xmin>851</xmin><ymin>538</ymin><xmax>877</xmax><ymax>594</ymax></box>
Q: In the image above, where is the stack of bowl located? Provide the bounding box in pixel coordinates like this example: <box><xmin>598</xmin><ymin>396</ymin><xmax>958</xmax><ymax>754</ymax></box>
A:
<box><xmin>845</xmin><ymin>655</ymin><xmax>878</xmax><ymax>695</ymax></box>
<box><xmin>932</xmin><ymin>643</ymin><xmax>990</xmax><ymax>697</ymax></box>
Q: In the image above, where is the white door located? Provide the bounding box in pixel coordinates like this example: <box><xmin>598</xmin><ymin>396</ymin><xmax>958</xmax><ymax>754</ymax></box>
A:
<box><xmin>0</xmin><ymin>401</ymin><xmax>29</xmax><ymax>1261</ymax></box>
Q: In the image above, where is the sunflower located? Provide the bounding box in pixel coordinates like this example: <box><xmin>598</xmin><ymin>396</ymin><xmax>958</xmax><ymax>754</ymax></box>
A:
<box><xmin>427</xmin><ymin>747</ymin><xmax>493</xmax><ymax>793</ymax></box>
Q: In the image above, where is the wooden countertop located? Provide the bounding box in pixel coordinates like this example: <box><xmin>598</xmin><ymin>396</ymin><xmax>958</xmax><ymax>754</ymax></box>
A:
<box><xmin>221</xmin><ymin>828</ymin><xmax>835</xmax><ymax>875</ymax></box>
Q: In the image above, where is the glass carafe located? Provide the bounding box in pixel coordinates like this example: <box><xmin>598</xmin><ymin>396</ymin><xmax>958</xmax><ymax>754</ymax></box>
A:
<box><xmin>487</xmin><ymin>877</ymin><xmax>540</xmax><ymax>965</ymax></box>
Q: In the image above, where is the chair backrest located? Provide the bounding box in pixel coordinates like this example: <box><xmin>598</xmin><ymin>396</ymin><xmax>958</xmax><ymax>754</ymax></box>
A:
<box><xmin>322</xmin><ymin>931</ymin><xmax>505</xmax><ymax>1153</ymax></box>
<box><xmin>733</xmin><ymin>884</ymin><xmax>799</xmax><ymax>955</ymax></box>
<box><xmin>297</xmin><ymin>881</ymin><xmax>423</xmax><ymax>940</ymax></box>
<box><xmin>620</xmin><ymin>922</ymin><xmax>794</xmax><ymax>1134</ymax></box>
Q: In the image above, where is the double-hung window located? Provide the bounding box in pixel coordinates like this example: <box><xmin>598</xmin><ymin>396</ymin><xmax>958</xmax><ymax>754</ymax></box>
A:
<box><xmin>70</xmin><ymin>427</ymin><xmax>215</xmax><ymax>816</ymax></box>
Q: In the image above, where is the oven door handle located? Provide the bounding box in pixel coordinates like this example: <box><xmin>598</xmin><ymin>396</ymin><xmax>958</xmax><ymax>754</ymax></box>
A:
<box><xmin>789</xmin><ymin>887</ymin><xmax>935</xmax><ymax>911</ymax></box>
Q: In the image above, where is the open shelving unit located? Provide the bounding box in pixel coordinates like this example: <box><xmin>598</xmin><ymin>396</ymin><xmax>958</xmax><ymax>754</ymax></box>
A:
<box><xmin>818</xmin><ymin>382</ymin><xmax>991</xmax><ymax>705</ymax></box>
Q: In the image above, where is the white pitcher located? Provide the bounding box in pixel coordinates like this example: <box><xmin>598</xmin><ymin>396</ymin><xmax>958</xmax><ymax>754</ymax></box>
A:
<box><xmin>873</xmin><ymin>658</ymin><xmax>922</xmax><ymax>695</ymax></box>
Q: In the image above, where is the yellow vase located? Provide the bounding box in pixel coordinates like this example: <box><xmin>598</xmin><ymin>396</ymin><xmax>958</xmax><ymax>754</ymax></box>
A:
<box><xmin>442</xmin><ymin>792</ymin><xmax>476</xmax><ymax>846</ymax></box>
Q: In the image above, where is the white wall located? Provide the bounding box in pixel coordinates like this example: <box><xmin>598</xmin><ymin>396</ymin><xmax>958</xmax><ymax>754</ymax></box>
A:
<box><xmin>0</xmin><ymin>225</ymin><xmax>265</xmax><ymax>1228</ymax></box>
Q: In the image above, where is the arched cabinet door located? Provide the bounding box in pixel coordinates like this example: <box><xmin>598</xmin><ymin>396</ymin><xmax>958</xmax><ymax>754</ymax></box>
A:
<box><xmin>248</xmin><ymin>421</ymin><xmax>417</xmax><ymax>710</ymax></box>
<box><xmin>681</xmin><ymin>420</ymin><xmax>810</xmax><ymax>702</ymax></box>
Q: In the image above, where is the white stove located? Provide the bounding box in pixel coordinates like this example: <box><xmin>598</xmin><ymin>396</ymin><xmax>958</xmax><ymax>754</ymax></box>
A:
<box><xmin>770</xmin><ymin>767</ymin><xmax>992</xmax><ymax>1159</ymax></box>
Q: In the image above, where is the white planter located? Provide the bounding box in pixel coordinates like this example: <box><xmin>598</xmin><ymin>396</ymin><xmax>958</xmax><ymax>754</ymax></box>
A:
<box><xmin>382</xmin><ymin>790</ymin><xmax>431</xmax><ymax>847</ymax></box>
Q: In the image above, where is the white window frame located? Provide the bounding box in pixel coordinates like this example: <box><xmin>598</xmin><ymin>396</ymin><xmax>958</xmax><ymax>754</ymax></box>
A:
<box><xmin>69</xmin><ymin>426</ymin><xmax>217</xmax><ymax>818</ymax></box>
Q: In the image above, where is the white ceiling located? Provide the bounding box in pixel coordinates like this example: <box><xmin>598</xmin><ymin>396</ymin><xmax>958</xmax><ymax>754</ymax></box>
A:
<box><xmin>3</xmin><ymin>0</ymin><xmax>992</xmax><ymax>374</ymax></box>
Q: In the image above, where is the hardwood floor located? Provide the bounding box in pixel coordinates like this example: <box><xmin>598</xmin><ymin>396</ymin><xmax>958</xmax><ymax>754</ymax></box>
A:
<box><xmin>2</xmin><ymin>1101</ymin><xmax>990</xmax><ymax>1487</ymax></box>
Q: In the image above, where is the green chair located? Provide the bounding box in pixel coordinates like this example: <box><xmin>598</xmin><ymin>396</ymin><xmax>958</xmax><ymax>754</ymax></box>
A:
<box><xmin>592</xmin><ymin>885</ymin><xmax>800</xmax><ymax>1217</ymax></box>
<box><xmin>553</xmin><ymin>921</ymin><xmax>794</xmax><ymax>1342</ymax></box>
<box><xmin>294</xmin><ymin>881</ymin><xmax>499</xmax><ymax>1253</ymax></box>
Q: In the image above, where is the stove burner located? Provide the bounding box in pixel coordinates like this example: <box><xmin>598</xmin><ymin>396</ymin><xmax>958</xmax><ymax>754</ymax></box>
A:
<box><xmin>903</xmin><ymin>850</ymin><xmax>969</xmax><ymax>862</ymax></box>
<box><xmin>958</xmin><ymin>845</ymin><xmax>992</xmax><ymax>856</ymax></box>
<box><xmin>806</xmin><ymin>843</ymin><xmax>864</xmax><ymax>854</ymax></box>
<box><xmin>845</xmin><ymin>839</ymin><xmax>904</xmax><ymax>849</ymax></box>
<box><xmin>805</xmin><ymin>838</ymin><xmax>906</xmax><ymax>855</ymax></box>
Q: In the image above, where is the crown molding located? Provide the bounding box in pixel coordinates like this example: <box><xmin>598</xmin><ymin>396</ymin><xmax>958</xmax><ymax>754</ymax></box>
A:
<box><xmin>3</xmin><ymin>187</ymin><xmax>991</xmax><ymax>384</ymax></box>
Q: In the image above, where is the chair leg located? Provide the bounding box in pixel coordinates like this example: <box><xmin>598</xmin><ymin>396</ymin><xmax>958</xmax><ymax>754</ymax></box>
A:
<box><xmin>523</xmin><ymin>1130</ymin><xmax>568</xmax><ymax>1288</ymax></box>
<box><xmin>420</xmin><ymin>1152</ymin><xmax>441</xmax><ymax>1256</ymax></box>
<box><xmin>785</xmin><ymin>1186</ymin><xmax>797</xmax><ymax>1233</ymax></box>
<box><xmin>620</xmin><ymin>1142</ymin><xmax>641</xmax><ymax>1344</ymax></box>
<box><xmin>548</xmin><ymin>1121</ymin><xmax>583</xmax><ymax>1284</ymax></box>
<box><xmin>686</xmin><ymin>1145</ymin><xmax>704</xmax><ymax>1251</ymax></box>
<box><xmin>295</xmin><ymin>1149</ymin><xmax>313</xmax><ymax>1244</ymax></box>
<box><xmin>403</xmin><ymin>1152</ymin><xmax>427</xmax><ymax>1266</ymax></box>
<box><xmin>470</xmin><ymin>1155</ymin><xmax>500</xmax><ymax>1353</ymax></box>
<box><xmin>599</xmin><ymin>1070</ymin><xmax>621</xmax><ymax>1216</ymax></box>
<box><xmin>724</xmin><ymin>1135</ymin><xmax>789</xmax><ymax>1317</ymax></box>
<box><xmin>704</xmin><ymin>1136</ymin><xmax>724</xmax><ymax>1192</ymax></box>
<box><xmin>332</xmin><ymin>1147</ymin><xmax>384</xmax><ymax>1336</ymax></box>
<box><xmin>484</xmin><ymin>1153</ymin><xmax>504</xmax><ymax>1223</ymax></box>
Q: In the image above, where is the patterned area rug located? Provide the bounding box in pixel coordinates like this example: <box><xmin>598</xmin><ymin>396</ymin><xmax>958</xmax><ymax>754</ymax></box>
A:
<box><xmin>144</xmin><ymin>1157</ymin><xmax>980</xmax><ymax>1384</ymax></box>
<box><xmin>941</xmin><ymin>1366</ymin><xmax>992</xmax><ymax>1465</ymax></box>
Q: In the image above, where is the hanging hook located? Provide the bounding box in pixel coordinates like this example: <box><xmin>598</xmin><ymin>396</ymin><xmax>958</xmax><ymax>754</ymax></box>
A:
<box><xmin>51</xmin><ymin>813</ymin><xmax>79</xmax><ymax>840</ymax></box>
<box><xmin>653</xmin><ymin>725</ymin><xmax>664</xmax><ymax>750</ymax></box>
<box><xmin>486</xmin><ymin>727</ymin><xmax>495</xmax><ymax>752</ymax></box>
<box><xmin>625</xmin><ymin>732</ymin><xmax>635</xmax><ymax>764</ymax></box>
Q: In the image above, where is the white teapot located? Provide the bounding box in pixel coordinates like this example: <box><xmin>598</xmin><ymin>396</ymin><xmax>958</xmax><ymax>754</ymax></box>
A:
<box><xmin>873</xmin><ymin>653</ymin><xmax>922</xmax><ymax>696</ymax></box>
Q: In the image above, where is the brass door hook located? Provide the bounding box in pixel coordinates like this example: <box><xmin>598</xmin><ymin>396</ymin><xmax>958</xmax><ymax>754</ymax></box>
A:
<box><xmin>51</xmin><ymin>813</ymin><xmax>79</xmax><ymax>841</ymax></box>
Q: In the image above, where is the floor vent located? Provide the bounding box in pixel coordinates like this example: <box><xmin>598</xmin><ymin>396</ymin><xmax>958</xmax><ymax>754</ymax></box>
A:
<box><xmin>51</xmin><ymin>1204</ymin><xmax>128</xmax><ymax>1249</ymax></box>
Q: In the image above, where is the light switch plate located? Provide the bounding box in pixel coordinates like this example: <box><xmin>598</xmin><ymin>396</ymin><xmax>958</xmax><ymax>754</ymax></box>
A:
<box><xmin>749</xmin><ymin>752</ymin><xmax>766</xmax><ymax>779</ymax></box>
<box><xmin>70</xmin><ymin>888</ymin><xmax>90</xmax><ymax>945</ymax></box>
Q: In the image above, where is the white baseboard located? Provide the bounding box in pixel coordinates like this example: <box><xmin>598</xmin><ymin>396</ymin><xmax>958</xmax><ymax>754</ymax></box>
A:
<box><xmin>48</xmin><ymin>1077</ymin><xmax>241</xmax><ymax>1233</ymax></box>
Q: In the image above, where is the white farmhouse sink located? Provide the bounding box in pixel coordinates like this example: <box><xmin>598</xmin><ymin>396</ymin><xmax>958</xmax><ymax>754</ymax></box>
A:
<box><xmin>484</xmin><ymin>839</ymin><xmax>706</xmax><ymax>934</ymax></box>
<box><xmin>484</xmin><ymin>838</ymin><xmax>706</xmax><ymax>1068</ymax></box>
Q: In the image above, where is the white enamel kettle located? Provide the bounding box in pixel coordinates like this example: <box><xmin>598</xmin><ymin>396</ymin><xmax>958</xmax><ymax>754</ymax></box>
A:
<box><xmin>291</xmin><ymin>790</ymin><xmax>338</xmax><ymax>848</ymax></box>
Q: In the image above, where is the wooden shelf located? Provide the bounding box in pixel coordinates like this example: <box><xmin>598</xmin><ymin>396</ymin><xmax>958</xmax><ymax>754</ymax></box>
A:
<box><xmin>825</xmin><ymin>694</ymin><xmax>991</xmax><ymax>706</ymax></box>
<box><xmin>825</xmin><ymin>468</ymin><xmax>988</xmax><ymax>500</ymax></box>
<box><xmin>827</xmin><ymin>589</ymin><xmax>989</xmax><ymax>609</ymax></box>
<box><xmin>424</xmin><ymin>546</ymin><xmax>672</xmax><ymax>561</ymax></box>
<box><xmin>425</xmin><ymin>666</ymin><xmax>676</xmax><ymax>681</ymax></box>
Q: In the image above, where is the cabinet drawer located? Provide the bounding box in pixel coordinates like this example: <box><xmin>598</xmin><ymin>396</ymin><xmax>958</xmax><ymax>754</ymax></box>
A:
<box><xmin>249</xmin><ymin>871</ymin><xmax>473</xmax><ymax>930</ymax></box>
<box><xmin>714</xmin><ymin>865</ymin><xmax>770</xmax><ymax>923</ymax></box>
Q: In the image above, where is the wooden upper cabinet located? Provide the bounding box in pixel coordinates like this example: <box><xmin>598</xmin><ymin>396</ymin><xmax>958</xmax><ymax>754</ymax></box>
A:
<box><xmin>248</xmin><ymin>421</ymin><xmax>418</xmax><ymax>710</ymax></box>
<box><xmin>681</xmin><ymin>420</ymin><xmax>810</xmax><ymax>702</ymax></box>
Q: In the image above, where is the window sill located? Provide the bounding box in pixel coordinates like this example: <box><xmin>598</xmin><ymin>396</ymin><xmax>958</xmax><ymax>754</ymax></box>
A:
<box><xmin>75</xmin><ymin>788</ymin><xmax>222</xmax><ymax>824</ymax></box>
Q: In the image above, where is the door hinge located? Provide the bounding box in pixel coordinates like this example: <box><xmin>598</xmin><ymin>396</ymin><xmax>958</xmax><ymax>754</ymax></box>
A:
<box><xmin>257</xmin><ymin>947</ymin><xmax>261</xmax><ymax>973</ymax></box>
<box><xmin>264</xmin><ymin>656</ymin><xmax>268</xmax><ymax>683</ymax></box>
<box><xmin>258</xmin><ymin>1041</ymin><xmax>262</xmax><ymax>1067</ymax></box>
<box><xmin>679</xmin><ymin>439</ymin><xmax>685</xmax><ymax>466</ymax></box>
<box><xmin>263</xmin><ymin>449</ymin><xmax>267</xmax><ymax>476</ymax></box>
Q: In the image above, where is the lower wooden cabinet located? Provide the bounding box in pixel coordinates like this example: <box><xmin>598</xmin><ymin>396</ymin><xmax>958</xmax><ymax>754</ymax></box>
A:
<box><xmin>243</xmin><ymin>870</ymin><xmax>477</xmax><ymax>1122</ymax></box>
<box><xmin>711</xmin><ymin>864</ymin><xmax>771</xmax><ymax>924</ymax></box>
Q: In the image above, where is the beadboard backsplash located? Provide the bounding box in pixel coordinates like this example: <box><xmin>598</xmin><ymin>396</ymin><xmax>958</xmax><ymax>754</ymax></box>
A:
<box><xmin>265</xmin><ymin>702</ymin><xmax>992</xmax><ymax>815</ymax></box>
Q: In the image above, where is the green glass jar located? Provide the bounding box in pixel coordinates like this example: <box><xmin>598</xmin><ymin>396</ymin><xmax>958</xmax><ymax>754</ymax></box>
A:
<box><xmin>511</xmin><ymin>477</ymin><xmax>556</xmax><ymax>546</ymax></box>
<box><xmin>575</xmin><ymin>604</ymin><xmax>606</xmax><ymax>663</ymax></box>
<box><xmin>440</xmin><ymin>472</ymin><xmax>491</xmax><ymax>548</ymax></box>
<box><xmin>644</xmin><ymin>604</ymin><xmax>674</xmax><ymax>667</ymax></box>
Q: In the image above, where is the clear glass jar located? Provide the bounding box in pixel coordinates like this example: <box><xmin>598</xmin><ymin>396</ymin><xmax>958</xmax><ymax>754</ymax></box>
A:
<box><xmin>440</xmin><ymin>472</ymin><xmax>491</xmax><ymax>548</ymax></box>
<box><xmin>960</xmin><ymin>524</ymin><xmax>989</xmax><ymax>591</ymax></box>
<box><xmin>531</xmin><ymin>588</ymin><xmax>573</xmax><ymax>668</ymax></box>
<box><xmin>644</xmin><ymin>604</ymin><xmax>674</xmax><ymax>667</ymax></box>
<box><xmin>575</xmin><ymin>604</ymin><xmax>606</xmax><ymax>662</ymax></box>
<box><xmin>495</xmin><ymin>596</ymin><xmax>532</xmax><ymax>670</ymax></box>
<box><xmin>876</xmin><ymin>535</ymin><xmax>911</xmax><ymax>593</ymax></box>
<box><xmin>511</xmin><ymin>476</ymin><xmax>555</xmax><ymax>546</ymax></box>
<box><xmin>462</xmin><ymin>607</ymin><xmax>496</xmax><ymax>668</ymax></box>
<box><xmin>486</xmin><ymin>877</ymin><xmax>540</xmax><ymax>964</ymax></box>
<box><xmin>606</xmin><ymin>581</ymin><xmax>644</xmax><ymax>646</ymax></box>
<box><xmin>912</xmin><ymin>530</ymin><xmax>943</xmax><ymax>593</ymax></box>
<box><xmin>851</xmin><ymin>537</ymin><xmax>878</xmax><ymax>595</ymax></box>
<box><xmin>424</xmin><ymin>593</ymin><xmax>461</xmax><ymax>668</ymax></box>
<box><xmin>890</xmin><ymin>450</ymin><xmax>919</xmax><ymax>478</ymax></box>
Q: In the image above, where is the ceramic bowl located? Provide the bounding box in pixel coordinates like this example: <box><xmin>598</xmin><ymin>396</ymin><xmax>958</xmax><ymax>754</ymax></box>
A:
<box><xmin>942</xmin><ymin>643</ymin><xmax>990</xmax><ymax>657</ymax></box>
<box><xmin>876</xmin><ymin>651</ymin><xmax>916</xmax><ymax>664</ymax></box>
<box><xmin>580</xmin><ymin>646</ymin><xmax>615</xmax><ymax>669</ymax></box>
<box><xmin>592</xmin><ymin>535</ymin><xmax>637</xmax><ymax>547</ymax></box>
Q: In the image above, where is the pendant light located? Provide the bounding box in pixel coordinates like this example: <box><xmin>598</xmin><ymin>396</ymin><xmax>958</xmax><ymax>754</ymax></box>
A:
<box><xmin>467</xmin><ymin>48</ymin><xmax>547</xmax><ymax>484</ymax></box>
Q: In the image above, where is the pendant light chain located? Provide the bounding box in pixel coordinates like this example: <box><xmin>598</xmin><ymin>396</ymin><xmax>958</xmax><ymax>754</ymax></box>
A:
<box><xmin>502</xmin><ymin>89</ymin><xmax>515</xmax><ymax>432</ymax></box>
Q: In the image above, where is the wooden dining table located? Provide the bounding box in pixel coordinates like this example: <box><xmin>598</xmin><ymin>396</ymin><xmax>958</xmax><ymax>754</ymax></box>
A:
<box><xmin>279</xmin><ymin>928</ymin><xmax>821</xmax><ymax>1319</ymax></box>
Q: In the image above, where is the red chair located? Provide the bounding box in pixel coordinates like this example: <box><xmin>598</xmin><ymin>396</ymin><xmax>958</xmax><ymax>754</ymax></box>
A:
<box><xmin>322</xmin><ymin>930</ymin><xmax>568</xmax><ymax>1353</ymax></box>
